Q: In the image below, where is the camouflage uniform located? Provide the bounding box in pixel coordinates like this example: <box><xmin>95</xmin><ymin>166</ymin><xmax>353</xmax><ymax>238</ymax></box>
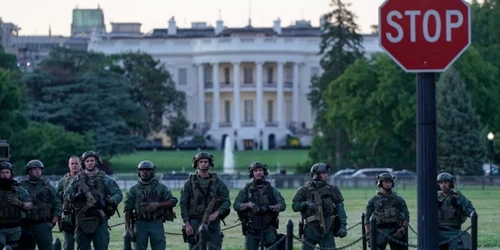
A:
<box><xmin>233</xmin><ymin>162</ymin><xmax>286</xmax><ymax>250</ymax></box>
<box><xmin>437</xmin><ymin>173</ymin><xmax>475</xmax><ymax>250</ymax></box>
<box><xmin>180</xmin><ymin>152</ymin><xmax>231</xmax><ymax>250</ymax></box>
<box><xmin>292</xmin><ymin>163</ymin><xmax>348</xmax><ymax>250</ymax></box>
<box><xmin>56</xmin><ymin>171</ymin><xmax>79</xmax><ymax>250</ymax></box>
<box><xmin>20</xmin><ymin>160</ymin><xmax>63</xmax><ymax>250</ymax></box>
<box><xmin>365</xmin><ymin>173</ymin><xmax>410</xmax><ymax>250</ymax></box>
<box><xmin>0</xmin><ymin>162</ymin><xmax>32</xmax><ymax>249</ymax></box>
<box><xmin>124</xmin><ymin>160</ymin><xmax>178</xmax><ymax>250</ymax></box>
<box><xmin>65</xmin><ymin>151</ymin><xmax>123</xmax><ymax>250</ymax></box>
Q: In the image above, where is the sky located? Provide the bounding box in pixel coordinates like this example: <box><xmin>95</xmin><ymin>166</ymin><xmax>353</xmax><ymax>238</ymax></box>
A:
<box><xmin>0</xmin><ymin>0</ymin><xmax>385</xmax><ymax>36</ymax></box>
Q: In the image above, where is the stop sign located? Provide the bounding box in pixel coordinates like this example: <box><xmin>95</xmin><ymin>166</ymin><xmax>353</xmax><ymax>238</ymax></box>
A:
<box><xmin>379</xmin><ymin>0</ymin><xmax>471</xmax><ymax>72</ymax></box>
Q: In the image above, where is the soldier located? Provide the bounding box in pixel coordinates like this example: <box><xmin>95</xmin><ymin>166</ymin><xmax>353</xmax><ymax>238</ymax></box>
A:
<box><xmin>124</xmin><ymin>160</ymin><xmax>178</xmax><ymax>250</ymax></box>
<box><xmin>56</xmin><ymin>156</ymin><xmax>81</xmax><ymax>250</ymax></box>
<box><xmin>233</xmin><ymin>162</ymin><xmax>286</xmax><ymax>250</ymax></box>
<box><xmin>365</xmin><ymin>173</ymin><xmax>410</xmax><ymax>250</ymax></box>
<box><xmin>65</xmin><ymin>151</ymin><xmax>123</xmax><ymax>250</ymax></box>
<box><xmin>20</xmin><ymin>160</ymin><xmax>62</xmax><ymax>250</ymax></box>
<box><xmin>292</xmin><ymin>163</ymin><xmax>347</xmax><ymax>250</ymax></box>
<box><xmin>180</xmin><ymin>152</ymin><xmax>231</xmax><ymax>250</ymax></box>
<box><xmin>437</xmin><ymin>172</ymin><xmax>475</xmax><ymax>250</ymax></box>
<box><xmin>0</xmin><ymin>162</ymin><xmax>33</xmax><ymax>249</ymax></box>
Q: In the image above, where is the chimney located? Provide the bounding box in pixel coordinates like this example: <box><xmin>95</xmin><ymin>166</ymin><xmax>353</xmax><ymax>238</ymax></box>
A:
<box><xmin>215</xmin><ymin>19</ymin><xmax>224</xmax><ymax>35</ymax></box>
<box><xmin>168</xmin><ymin>16</ymin><xmax>177</xmax><ymax>35</ymax></box>
<box><xmin>273</xmin><ymin>18</ymin><xmax>281</xmax><ymax>34</ymax></box>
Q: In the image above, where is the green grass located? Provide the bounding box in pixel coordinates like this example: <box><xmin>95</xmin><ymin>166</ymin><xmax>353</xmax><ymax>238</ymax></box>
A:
<box><xmin>52</xmin><ymin>188</ymin><xmax>500</xmax><ymax>250</ymax></box>
<box><xmin>111</xmin><ymin>150</ymin><xmax>310</xmax><ymax>173</ymax></box>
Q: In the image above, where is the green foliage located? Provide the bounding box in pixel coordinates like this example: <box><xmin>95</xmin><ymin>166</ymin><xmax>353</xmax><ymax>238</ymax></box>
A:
<box><xmin>0</xmin><ymin>70</ymin><xmax>28</xmax><ymax>141</ymax></box>
<box><xmin>437</xmin><ymin>68</ymin><xmax>485</xmax><ymax>175</ymax></box>
<box><xmin>112</xmin><ymin>52</ymin><xmax>188</xmax><ymax>138</ymax></box>
<box><xmin>9</xmin><ymin>122</ymin><xmax>92</xmax><ymax>174</ymax></box>
<box><xmin>308</xmin><ymin>0</ymin><xmax>364</xmax><ymax>169</ymax></box>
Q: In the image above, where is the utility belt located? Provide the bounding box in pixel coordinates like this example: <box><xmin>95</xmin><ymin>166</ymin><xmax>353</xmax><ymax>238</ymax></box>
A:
<box><xmin>24</xmin><ymin>218</ymin><xmax>51</xmax><ymax>226</ymax></box>
<box><xmin>377</xmin><ymin>223</ymin><xmax>400</xmax><ymax>229</ymax></box>
<box><xmin>0</xmin><ymin>221</ymin><xmax>21</xmax><ymax>228</ymax></box>
<box><xmin>136</xmin><ymin>217</ymin><xmax>163</xmax><ymax>221</ymax></box>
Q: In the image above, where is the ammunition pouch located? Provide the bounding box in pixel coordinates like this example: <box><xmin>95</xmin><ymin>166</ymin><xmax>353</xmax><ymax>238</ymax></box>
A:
<box><xmin>161</xmin><ymin>207</ymin><xmax>176</xmax><ymax>222</ymax></box>
<box><xmin>77</xmin><ymin>209</ymin><xmax>101</xmax><ymax>234</ymax></box>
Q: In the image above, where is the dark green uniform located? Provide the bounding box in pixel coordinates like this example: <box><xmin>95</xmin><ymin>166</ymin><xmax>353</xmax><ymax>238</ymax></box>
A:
<box><xmin>180</xmin><ymin>172</ymin><xmax>231</xmax><ymax>250</ymax></box>
<box><xmin>56</xmin><ymin>173</ymin><xmax>78</xmax><ymax>250</ymax></box>
<box><xmin>65</xmin><ymin>170</ymin><xmax>123</xmax><ymax>250</ymax></box>
<box><xmin>124</xmin><ymin>178</ymin><xmax>178</xmax><ymax>250</ymax></box>
<box><xmin>0</xmin><ymin>178</ymin><xmax>32</xmax><ymax>249</ymax></box>
<box><xmin>233</xmin><ymin>179</ymin><xmax>286</xmax><ymax>250</ymax></box>
<box><xmin>292</xmin><ymin>163</ymin><xmax>347</xmax><ymax>250</ymax></box>
<box><xmin>366</xmin><ymin>191</ymin><xmax>410</xmax><ymax>250</ymax></box>
<box><xmin>437</xmin><ymin>172</ymin><xmax>476</xmax><ymax>250</ymax></box>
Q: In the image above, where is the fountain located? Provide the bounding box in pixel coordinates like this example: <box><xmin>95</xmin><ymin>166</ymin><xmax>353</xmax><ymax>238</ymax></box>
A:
<box><xmin>223</xmin><ymin>136</ymin><xmax>236</xmax><ymax>174</ymax></box>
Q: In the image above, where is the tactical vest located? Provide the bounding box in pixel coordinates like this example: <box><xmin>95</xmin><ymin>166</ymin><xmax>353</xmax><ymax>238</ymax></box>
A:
<box><xmin>373</xmin><ymin>192</ymin><xmax>403</xmax><ymax>225</ymax></box>
<box><xmin>62</xmin><ymin>173</ymin><xmax>76</xmax><ymax>211</ymax></box>
<box><xmin>135</xmin><ymin>179</ymin><xmax>164</xmax><ymax>220</ymax></box>
<box><xmin>21</xmin><ymin>179</ymin><xmax>53</xmax><ymax>221</ymax></box>
<box><xmin>239</xmin><ymin>181</ymin><xmax>278</xmax><ymax>228</ymax></box>
<box><xmin>73</xmin><ymin>171</ymin><xmax>106</xmax><ymax>212</ymax></box>
<box><xmin>438</xmin><ymin>191</ymin><xmax>465</xmax><ymax>227</ymax></box>
<box><xmin>187</xmin><ymin>173</ymin><xmax>219</xmax><ymax>219</ymax></box>
<box><xmin>0</xmin><ymin>186</ymin><xmax>23</xmax><ymax>227</ymax></box>
<box><xmin>301</xmin><ymin>182</ymin><xmax>343</xmax><ymax>237</ymax></box>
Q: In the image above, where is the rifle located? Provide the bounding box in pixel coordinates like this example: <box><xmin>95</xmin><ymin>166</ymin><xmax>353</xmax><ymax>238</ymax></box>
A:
<box><xmin>201</xmin><ymin>191</ymin><xmax>221</xmax><ymax>226</ymax></box>
<box><xmin>313</xmin><ymin>192</ymin><xmax>326</xmax><ymax>235</ymax></box>
<box><xmin>74</xmin><ymin>178</ymin><xmax>108</xmax><ymax>226</ymax></box>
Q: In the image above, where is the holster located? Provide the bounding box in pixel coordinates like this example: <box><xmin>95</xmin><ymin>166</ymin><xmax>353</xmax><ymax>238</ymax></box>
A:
<box><xmin>241</xmin><ymin>220</ymin><xmax>248</xmax><ymax>236</ymax></box>
<box><xmin>299</xmin><ymin>220</ymin><xmax>305</xmax><ymax>238</ymax></box>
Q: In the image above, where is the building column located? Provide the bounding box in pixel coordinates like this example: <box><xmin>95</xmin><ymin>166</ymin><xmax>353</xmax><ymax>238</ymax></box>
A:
<box><xmin>232</xmin><ymin>61</ymin><xmax>240</xmax><ymax>130</ymax></box>
<box><xmin>277</xmin><ymin>61</ymin><xmax>285</xmax><ymax>128</ymax></box>
<box><xmin>292</xmin><ymin>62</ymin><xmax>300</xmax><ymax>123</ymax></box>
<box><xmin>212</xmin><ymin>62</ymin><xmax>220</xmax><ymax>129</ymax></box>
<box><xmin>198</xmin><ymin>63</ymin><xmax>205</xmax><ymax>123</ymax></box>
<box><xmin>256</xmin><ymin>61</ymin><xmax>264</xmax><ymax>128</ymax></box>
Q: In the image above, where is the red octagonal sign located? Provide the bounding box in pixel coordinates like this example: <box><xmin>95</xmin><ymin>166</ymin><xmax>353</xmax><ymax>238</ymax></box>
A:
<box><xmin>379</xmin><ymin>0</ymin><xmax>471</xmax><ymax>72</ymax></box>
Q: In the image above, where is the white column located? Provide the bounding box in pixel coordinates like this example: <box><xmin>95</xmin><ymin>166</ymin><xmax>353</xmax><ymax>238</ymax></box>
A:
<box><xmin>232</xmin><ymin>61</ymin><xmax>240</xmax><ymax>129</ymax></box>
<box><xmin>212</xmin><ymin>62</ymin><xmax>220</xmax><ymax>129</ymax></box>
<box><xmin>277</xmin><ymin>61</ymin><xmax>284</xmax><ymax>128</ymax></box>
<box><xmin>292</xmin><ymin>62</ymin><xmax>300</xmax><ymax>123</ymax></box>
<box><xmin>198</xmin><ymin>63</ymin><xmax>205</xmax><ymax>123</ymax></box>
<box><xmin>256</xmin><ymin>61</ymin><xmax>264</xmax><ymax>128</ymax></box>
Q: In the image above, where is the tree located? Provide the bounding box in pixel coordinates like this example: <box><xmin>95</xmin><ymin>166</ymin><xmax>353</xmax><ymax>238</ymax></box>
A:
<box><xmin>307</xmin><ymin>0</ymin><xmax>364</xmax><ymax>169</ymax></box>
<box><xmin>113</xmin><ymin>52</ymin><xmax>188</xmax><ymax>138</ymax></box>
<box><xmin>0</xmin><ymin>70</ymin><xmax>27</xmax><ymax>141</ymax></box>
<box><xmin>437</xmin><ymin>68</ymin><xmax>485</xmax><ymax>175</ymax></box>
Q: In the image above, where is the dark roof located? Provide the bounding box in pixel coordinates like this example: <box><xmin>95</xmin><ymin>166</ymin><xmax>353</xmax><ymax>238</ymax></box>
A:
<box><xmin>145</xmin><ymin>25</ymin><xmax>321</xmax><ymax>38</ymax></box>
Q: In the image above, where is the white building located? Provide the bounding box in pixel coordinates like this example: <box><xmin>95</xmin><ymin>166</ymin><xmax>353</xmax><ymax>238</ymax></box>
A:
<box><xmin>87</xmin><ymin>17</ymin><xmax>383</xmax><ymax>150</ymax></box>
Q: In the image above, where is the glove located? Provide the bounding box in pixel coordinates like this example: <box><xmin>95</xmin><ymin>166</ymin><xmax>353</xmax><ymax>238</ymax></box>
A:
<box><xmin>73</xmin><ymin>191</ymin><xmax>86</xmax><ymax>201</ymax></box>
<box><xmin>106</xmin><ymin>196</ymin><xmax>115</xmax><ymax>206</ymax></box>
<box><xmin>144</xmin><ymin>203</ymin><xmax>160</xmax><ymax>213</ymax></box>
<box><xmin>247</xmin><ymin>202</ymin><xmax>260</xmax><ymax>214</ymax></box>
<box><xmin>94</xmin><ymin>200</ymin><xmax>106</xmax><ymax>209</ymax></box>
<box><xmin>306</xmin><ymin>201</ymin><xmax>317</xmax><ymax>213</ymax></box>
<box><xmin>450</xmin><ymin>196</ymin><xmax>460</xmax><ymax>207</ymax></box>
<box><xmin>7</xmin><ymin>195</ymin><xmax>23</xmax><ymax>207</ymax></box>
<box><xmin>393</xmin><ymin>227</ymin><xmax>405</xmax><ymax>238</ymax></box>
<box><xmin>260</xmin><ymin>205</ymin><xmax>270</xmax><ymax>214</ymax></box>
<box><xmin>270</xmin><ymin>205</ymin><xmax>281</xmax><ymax>212</ymax></box>
<box><xmin>338</xmin><ymin>224</ymin><xmax>347</xmax><ymax>238</ymax></box>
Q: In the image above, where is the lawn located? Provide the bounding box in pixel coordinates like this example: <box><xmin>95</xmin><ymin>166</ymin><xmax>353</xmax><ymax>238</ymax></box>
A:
<box><xmin>51</xmin><ymin>188</ymin><xmax>500</xmax><ymax>250</ymax></box>
<box><xmin>110</xmin><ymin>150</ymin><xmax>310</xmax><ymax>173</ymax></box>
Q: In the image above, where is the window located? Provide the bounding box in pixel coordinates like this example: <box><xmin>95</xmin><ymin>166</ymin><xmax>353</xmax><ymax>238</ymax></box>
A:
<box><xmin>267</xmin><ymin>68</ymin><xmax>274</xmax><ymax>84</ymax></box>
<box><xmin>267</xmin><ymin>100</ymin><xmax>274</xmax><ymax>122</ymax></box>
<box><xmin>224</xmin><ymin>68</ymin><xmax>230</xmax><ymax>85</ymax></box>
<box><xmin>204</xmin><ymin>66</ymin><xmax>212</xmax><ymax>84</ymax></box>
<box><xmin>224</xmin><ymin>100</ymin><xmax>231</xmax><ymax>123</ymax></box>
<box><xmin>285</xmin><ymin>66</ymin><xmax>293</xmax><ymax>83</ymax></box>
<box><xmin>244</xmin><ymin>100</ymin><xmax>254</xmax><ymax>122</ymax></box>
<box><xmin>204</xmin><ymin>101</ymin><xmax>212</xmax><ymax>123</ymax></box>
<box><xmin>311</xmin><ymin>67</ymin><xmax>320</xmax><ymax>77</ymax></box>
<box><xmin>178</xmin><ymin>68</ymin><xmax>187</xmax><ymax>85</ymax></box>
<box><xmin>244</xmin><ymin>67</ymin><xmax>253</xmax><ymax>84</ymax></box>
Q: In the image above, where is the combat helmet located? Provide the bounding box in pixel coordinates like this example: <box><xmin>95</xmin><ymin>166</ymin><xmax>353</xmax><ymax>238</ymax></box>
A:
<box><xmin>310</xmin><ymin>163</ymin><xmax>330</xmax><ymax>179</ymax></box>
<box><xmin>0</xmin><ymin>161</ymin><xmax>15</xmax><ymax>176</ymax></box>
<box><xmin>136</xmin><ymin>160</ymin><xmax>156</xmax><ymax>177</ymax></box>
<box><xmin>437</xmin><ymin>172</ymin><xmax>454</xmax><ymax>188</ymax></box>
<box><xmin>377</xmin><ymin>172</ymin><xmax>395</xmax><ymax>188</ymax></box>
<box><xmin>191</xmin><ymin>152</ymin><xmax>214</xmax><ymax>168</ymax></box>
<box><xmin>80</xmin><ymin>151</ymin><xmax>102</xmax><ymax>169</ymax></box>
<box><xmin>248</xmin><ymin>162</ymin><xmax>269</xmax><ymax>178</ymax></box>
<box><xmin>25</xmin><ymin>160</ymin><xmax>44</xmax><ymax>174</ymax></box>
